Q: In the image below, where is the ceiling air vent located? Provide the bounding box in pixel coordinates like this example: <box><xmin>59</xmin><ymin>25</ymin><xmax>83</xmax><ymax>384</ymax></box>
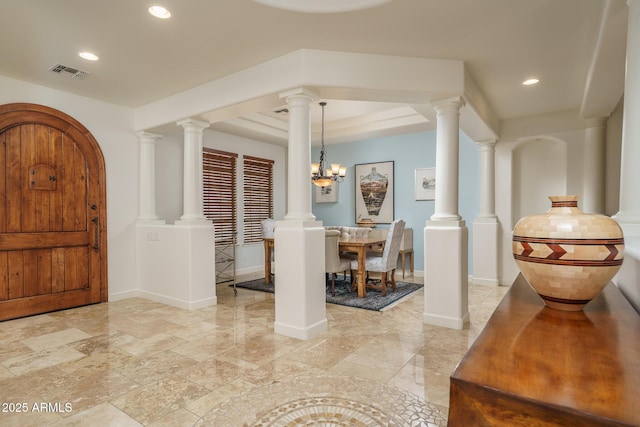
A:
<box><xmin>48</xmin><ymin>64</ymin><xmax>89</xmax><ymax>79</ymax></box>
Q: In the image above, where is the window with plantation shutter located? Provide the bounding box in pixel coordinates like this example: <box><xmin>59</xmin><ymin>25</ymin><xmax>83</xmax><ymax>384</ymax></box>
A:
<box><xmin>243</xmin><ymin>155</ymin><xmax>274</xmax><ymax>244</ymax></box>
<box><xmin>203</xmin><ymin>149</ymin><xmax>237</xmax><ymax>244</ymax></box>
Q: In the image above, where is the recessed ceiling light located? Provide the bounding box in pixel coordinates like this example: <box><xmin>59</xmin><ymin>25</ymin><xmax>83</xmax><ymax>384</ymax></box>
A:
<box><xmin>149</xmin><ymin>5</ymin><xmax>171</xmax><ymax>19</ymax></box>
<box><xmin>78</xmin><ymin>52</ymin><xmax>99</xmax><ymax>61</ymax></box>
<box><xmin>522</xmin><ymin>78</ymin><xmax>540</xmax><ymax>86</ymax></box>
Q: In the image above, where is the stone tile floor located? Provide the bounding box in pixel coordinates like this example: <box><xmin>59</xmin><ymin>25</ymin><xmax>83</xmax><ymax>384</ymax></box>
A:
<box><xmin>0</xmin><ymin>274</ymin><xmax>508</xmax><ymax>426</ymax></box>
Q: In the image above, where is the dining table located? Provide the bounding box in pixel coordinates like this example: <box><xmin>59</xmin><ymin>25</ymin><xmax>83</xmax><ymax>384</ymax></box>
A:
<box><xmin>262</xmin><ymin>235</ymin><xmax>386</xmax><ymax>298</ymax></box>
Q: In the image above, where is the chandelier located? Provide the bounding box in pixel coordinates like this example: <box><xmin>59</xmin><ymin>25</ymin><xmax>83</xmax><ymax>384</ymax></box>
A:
<box><xmin>311</xmin><ymin>102</ymin><xmax>346</xmax><ymax>187</ymax></box>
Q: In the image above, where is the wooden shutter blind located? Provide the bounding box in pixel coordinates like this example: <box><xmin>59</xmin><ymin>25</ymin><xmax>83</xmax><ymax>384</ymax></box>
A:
<box><xmin>203</xmin><ymin>148</ymin><xmax>237</xmax><ymax>244</ymax></box>
<box><xmin>243</xmin><ymin>155</ymin><xmax>274</xmax><ymax>244</ymax></box>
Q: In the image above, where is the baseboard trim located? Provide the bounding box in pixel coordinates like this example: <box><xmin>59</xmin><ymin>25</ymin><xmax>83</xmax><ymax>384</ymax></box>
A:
<box><xmin>274</xmin><ymin>318</ymin><xmax>328</xmax><ymax>340</ymax></box>
<box><xmin>423</xmin><ymin>311</ymin><xmax>470</xmax><ymax>330</ymax></box>
<box><xmin>108</xmin><ymin>289</ymin><xmax>217</xmax><ymax>310</ymax></box>
<box><xmin>472</xmin><ymin>276</ymin><xmax>500</xmax><ymax>287</ymax></box>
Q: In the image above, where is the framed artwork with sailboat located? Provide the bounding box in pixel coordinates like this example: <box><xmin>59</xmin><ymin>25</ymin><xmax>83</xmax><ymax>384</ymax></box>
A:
<box><xmin>415</xmin><ymin>167</ymin><xmax>436</xmax><ymax>200</ymax></box>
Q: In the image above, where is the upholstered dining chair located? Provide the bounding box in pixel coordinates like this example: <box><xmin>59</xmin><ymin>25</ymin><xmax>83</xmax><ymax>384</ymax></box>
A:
<box><xmin>350</xmin><ymin>219</ymin><xmax>405</xmax><ymax>296</ymax></box>
<box><xmin>325</xmin><ymin>229</ymin><xmax>352</xmax><ymax>296</ymax></box>
<box><xmin>261</xmin><ymin>218</ymin><xmax>276</xmax><ymax>279</ymax></box>
<box><xmin>261</xmin><ymin>218</ymin><xmax>276</xmax><ymax>237</ymax></box>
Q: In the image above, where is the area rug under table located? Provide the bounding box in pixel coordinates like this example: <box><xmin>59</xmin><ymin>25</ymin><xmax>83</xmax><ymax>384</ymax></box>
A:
<box><xmin>233</xmin><ymin>277</ymin><xmax>422</xmax><ymax>311</ymax></box>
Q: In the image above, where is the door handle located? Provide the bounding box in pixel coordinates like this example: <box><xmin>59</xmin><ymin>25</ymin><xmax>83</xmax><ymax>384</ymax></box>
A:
<box><xmin>92</xmin><ymin>216</ymin><xmax>99</xmax><ymax>251</ymax></box>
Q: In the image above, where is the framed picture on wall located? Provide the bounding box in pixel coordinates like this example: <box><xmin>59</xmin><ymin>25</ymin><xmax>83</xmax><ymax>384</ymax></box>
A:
<box><xmin>355</xmin><ymin>161</ymin><xmax>394</xmax><ymax>224</ymax></box>
<box><xmin>415</xmin><ymin>167</ymin><xmax>436</xmax><ymax>200</ymax></box>
<box><xmin>315</xmin><ymin>181</ymin><xmax>339</xmax><ymax>203</ymax></box>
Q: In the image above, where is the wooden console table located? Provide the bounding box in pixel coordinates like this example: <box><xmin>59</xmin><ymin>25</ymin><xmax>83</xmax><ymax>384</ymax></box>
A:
<box><xmin>448</xmin><ymin>274</ymin><xmax>640</xmax><ymax>427</ymax></box>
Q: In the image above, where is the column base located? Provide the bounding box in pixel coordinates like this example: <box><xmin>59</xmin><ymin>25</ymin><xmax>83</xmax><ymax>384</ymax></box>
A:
<box><xmin>175</xmin><ymin>218</ymin><xmax>211</xmax><ymax>226</ymax></box>
<box><xmin>274</xmin><ymin>220</ymin><xmax>328</xmax><ymax>340</ymax></box>
<box><xmin>136</xmin><ymin>218</ymin><xmax>166</xmax><ymax>225</ymax></box>
<box><xmin>274</xmin><ymin>318</ymin><xmax>328</xmax><ymax>340</ymax></box>
<box><xmin>135</xmin><ymin>223</ymin><xmax>216</xmax><ymax>310</ymax></box>
<box><xmin>472</xmin><ymin>217</ymin><xmax>500</xmax><ymax>287</ymax></box>
<box><xmin>424</xmin><ymin>221</ymin><xmax>469</xmax><ymax>330</ymax></box>
<box><xmin>423</xmin><ymin>311</ymin><xmax>470</xmax><ymax>330</ymax></box>
<box><xmin>472</xmin><ymin>277</ymin><xmax>500</xmax><ymax>287</ymax></box>
<box><xmin>284</xmin><ymin>213</ymin><xmax>317</xmax><ymax>221</ymax></box>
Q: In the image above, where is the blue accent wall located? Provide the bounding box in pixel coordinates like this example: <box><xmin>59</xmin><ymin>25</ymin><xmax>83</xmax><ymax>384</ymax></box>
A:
<box><xmin>312</xmin><ymin>130</ymin><xmax>479</xmax><ymax>274</ymax></box>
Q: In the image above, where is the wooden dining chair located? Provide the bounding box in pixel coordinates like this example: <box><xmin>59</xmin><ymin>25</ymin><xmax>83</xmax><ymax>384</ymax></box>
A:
<box><xmin>350</xmin><ymin>219</ymin><xmax>405</xmax><ymax>296</ymax></box>
<box><xmin>261</xmin><ymin>218</ymin><xmax>276</xmax><ymax>279</ymax></box>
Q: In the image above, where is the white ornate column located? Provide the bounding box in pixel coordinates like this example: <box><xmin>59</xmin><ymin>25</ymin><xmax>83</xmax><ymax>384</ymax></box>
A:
<box><xmin>432</xmin><ymin>99</ymin><xmax>463</xmax><ymax>221</ymax></box>
<box><xmin>284</xmin><ymin>93</ymin><xmax>316</xmax><ymax>221</ymax></box>
<box><xmin>583</xmin><ymin>117</ymin><xmax>607</xmax><ymax>214</ymax></box>
<box><xmin>136</xmin><ymin>131</ymin><xmax>165</xmax><ymax>224</ymax></box>
<box><xmin>273</xmin><ymin>88</ymin><xmax>327</xmax><ymax>340</ymax></box>
<box><xmin>472</xmin><ymin>139</ymin><xmax>499</xmax><ymax>286</ymax></box>
<box><xmin>424</xmin><ymin>97</ymin><xmax>469</xmax><ymax>329</ymax></box>
<box><xmin>135</xmin><ymin>123</ymin><xmax>215</xmax><ymax>311</ymax></box>
<box><xmin>176</xmin><ymin>118</ymin><xmax>210</xmax><ymax>224</ymax></box>
<box><xmin>614</xmin><ymin>0</ymin><xmax>640</xmax><ymax>235</ymax></box>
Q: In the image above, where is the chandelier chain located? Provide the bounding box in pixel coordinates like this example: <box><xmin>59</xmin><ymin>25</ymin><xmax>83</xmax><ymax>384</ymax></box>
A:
<box><xmin>311</xmin><ymin>101</ymin><xmax>345</xmax><ymax>187</ymax></box>
<box><xmin>319</xmin><ymin>101</ymin><xmax>327</xmax><ymax>168</ymax></box>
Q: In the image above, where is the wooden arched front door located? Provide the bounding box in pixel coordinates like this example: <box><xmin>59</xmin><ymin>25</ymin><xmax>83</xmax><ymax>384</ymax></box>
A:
<box><xmin>0</xmin><ymin>103</ymin><xmax>107</xmax><ymax>321</ymax></box>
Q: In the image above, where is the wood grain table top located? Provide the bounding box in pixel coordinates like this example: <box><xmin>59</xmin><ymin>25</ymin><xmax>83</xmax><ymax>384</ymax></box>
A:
<box><xmin>449</xmin><ymin>274</ymin><xmax>640</xmax><ymax>426</ymax></box>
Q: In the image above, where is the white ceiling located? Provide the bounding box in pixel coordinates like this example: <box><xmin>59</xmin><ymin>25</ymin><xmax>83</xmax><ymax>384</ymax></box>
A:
<box><xmin>0</xmin><ymin>0</ymin><xmax>628</xmax><ymax>145</ymax></box>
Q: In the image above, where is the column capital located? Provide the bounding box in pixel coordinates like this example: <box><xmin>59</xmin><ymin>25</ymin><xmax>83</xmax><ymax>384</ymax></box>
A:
<box><xmin>176</xmin><ymin>118</ymin><xmax>210</xmax><ymax>130</ymax></box>
<box><xmin>285</xmin><ymin>94</ymin><xmax>315</xmax><ymax>109</ymax></box>
<box><xmin>137</xmin><ymin>131</ymin><xmax>163</xmax><ymax>140</ymax></box>
<box><xmin>475</xmin><ymin>139</ymin><xmax>497</xmax><ymax>150</ymax></box>
<box><xmin>431</xmin><ymin>96</ymin><xmax>466</xmax><ymax>112</ymax></box>
<box><xmin>279</xmin><ymin>87</ymin><xmax>319</xmax><ymax>102</ymax></box>
<box><xmin>431</xmin><ymin>95</ymin><xmax>464</xmax><ymax>222</ymax></box>
<box><xmin>178</xmin><ymin>118</ymin><xmax>208</xmax><ymax>223</ymax></box>
<box><xmin>583</xmin><ymin>117</ymin><xmax>608</xmax><ymax>128</ymax></box>
<box><xmin>283</xmin><ymin>87</ymin><xmax>316</xmax><ymax>221</ymax></box>
<box><xmin>137</xmin><ymin>131</ymin><xmax>163</xmax><ymax>223</ymax></box>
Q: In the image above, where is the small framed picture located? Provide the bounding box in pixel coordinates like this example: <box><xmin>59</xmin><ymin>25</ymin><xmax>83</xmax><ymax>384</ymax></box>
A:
<box><xmin>415</xmin><ymin>168</ymin><xmax>436</xmax><ymax>200</ymax></box>
<box><xmin>315</xmin><ymin>181</ymin><xmax>339</xmax><ymax>203</ymax></box>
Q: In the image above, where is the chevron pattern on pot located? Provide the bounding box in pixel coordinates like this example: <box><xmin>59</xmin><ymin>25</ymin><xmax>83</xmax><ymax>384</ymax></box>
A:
<box><xmin>512</xmin><ymin>236</ymin><xmax>624</xmax><ymax>267</ymax></box>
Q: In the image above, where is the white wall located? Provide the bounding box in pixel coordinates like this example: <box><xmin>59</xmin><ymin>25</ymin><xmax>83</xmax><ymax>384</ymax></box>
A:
<box><xmin>496</xmin><ymin>108</ymin><xmax>640</xmax><ymax>314</ymax></box>
<box><xmin>497</xmin><ymin>110</ymin><xmax>616</xmax><ymax>287</ymax></box>
<box><xmin>0</xmin><ymin>75</ymin><xmax>139</xmax><ymax>298</ymax></box>
<box><xmin>135</xmin><ymin>223</ymin><xmax>216</xmax><ymax>309</ymax></box>
<box><xmin>606</xmin><ymin>99</ymin><xmax>623</xmax><ymax>216</ymax></box>
<box><xmin>607</xmin><ymin>101</ymin><xmax>640</xmax><ymax>312</ymax></box>
<box><xmin>511</xmin><ymin>137</ymin><xmax>567</xmax><ymax>228</ymax></box>
<box><xmin>154</xmin><ymin>128</ymin><xmax>286</xmax><ymax>276</ymax></box>
<box><xmin>615</xmin><ymin>236</ymin><xmax>640</xmax><ymax>312</ymax></box>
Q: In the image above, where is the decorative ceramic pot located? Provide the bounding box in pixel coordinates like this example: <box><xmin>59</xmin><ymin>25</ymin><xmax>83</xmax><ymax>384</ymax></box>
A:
<box><xmin>512</xmin><ymin>195</ymin><xmax>624</xmax><ymax>311</ymax></box>
<box><xmin>356</xmin><ymin>218</ymin><xmax>375</xmax><ymax>228</ymax></box>
<box><xmin>360</xmin><ymin>167</ymin><xmax>388</xmax><ymax>216</ymax></box>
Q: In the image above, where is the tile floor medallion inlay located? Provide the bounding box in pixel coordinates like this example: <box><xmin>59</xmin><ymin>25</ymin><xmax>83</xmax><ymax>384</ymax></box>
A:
<box><xmin>198</xmin><ymin>375</ymin><xmax>447</xmax><ymax>426</ymax></box>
